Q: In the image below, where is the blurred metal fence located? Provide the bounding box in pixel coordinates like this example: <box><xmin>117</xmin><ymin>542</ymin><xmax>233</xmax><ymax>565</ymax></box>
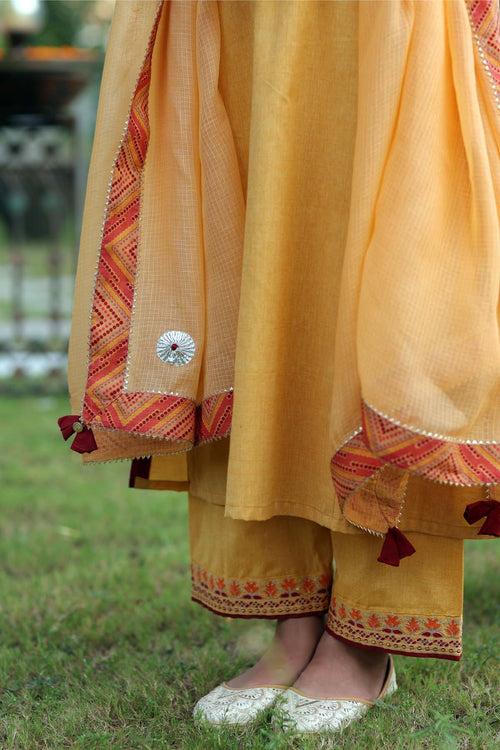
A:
<box><xmin>0</xmin><ymin>118</ymin><xmax>74</xmax><ymax>387</ymax></box>
<box><xmin>0</xmin><ymin>54</ymin><xmax>100</xmax><ymax>394</ymax></box>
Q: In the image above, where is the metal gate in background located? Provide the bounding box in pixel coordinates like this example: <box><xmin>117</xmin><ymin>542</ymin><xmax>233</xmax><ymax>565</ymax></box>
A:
<box><xmin>0</xmin><ymin>52</ymin><xmax>100</xmax><ymax>394</ymax></box>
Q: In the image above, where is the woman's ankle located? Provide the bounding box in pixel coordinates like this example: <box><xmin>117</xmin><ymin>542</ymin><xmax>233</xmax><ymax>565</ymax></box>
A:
<box><xmin>275</xmin><ymin>614</ymin><xmax>325</xmax><ymax>657</ymax></box>
<box><xmin>292</xmin><ymin>632</ymin><xmax>389</xmax><ymax>701</ymax></box>
<box><xmin>226</xmin><ymin>614</ymin><xmax>325</xmax><ymax>689</ymax></box>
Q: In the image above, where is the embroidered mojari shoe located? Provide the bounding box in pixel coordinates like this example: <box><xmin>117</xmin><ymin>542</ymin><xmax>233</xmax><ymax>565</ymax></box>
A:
<box><xmin>279</xmin><ymin>654</ymin><xmax>397</xmax><ymax>734</ymax></box>
<box><xmin>193</xmin><ymin>682</ymin><xmax>287</xmax><ymax>725</ymax></box>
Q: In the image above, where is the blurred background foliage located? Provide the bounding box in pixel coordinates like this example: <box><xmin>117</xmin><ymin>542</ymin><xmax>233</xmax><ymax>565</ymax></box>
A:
<box><xmin>0</xmin><ymin>0</ymin><xmax>114</xmax><ymax>50</ymax></box>
<box><xmin>31</xmin><ymin>1</ymin><xmax>97</xmax><ymax>47</ymax></box>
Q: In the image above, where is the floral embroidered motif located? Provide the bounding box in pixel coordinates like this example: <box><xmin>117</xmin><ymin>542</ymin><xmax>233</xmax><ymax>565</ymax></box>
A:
<box><xmin>191</xmin><ymin>565</ymin><xmax>332</xmax><ymax>618</ymax></box>
<box><xmin>327</xmin><ymin>594</ymin><xmax>462</xmax><ymax>660</ymax></box>
<box><xmin>192</xmin><ymin>567</ymin><xmax>462</xmax><ymax>659</ymax></box>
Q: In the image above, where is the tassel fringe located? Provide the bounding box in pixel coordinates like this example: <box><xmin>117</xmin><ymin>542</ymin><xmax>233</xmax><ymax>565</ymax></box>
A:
<box><xmin>377</xmin><ymin>527</ymin><xmax>416</xmax><ymax>566</ymax></box>
<box><xmin>463</xmin><ymin>500</ymin><xmax>500</xmax><ymax>537</ymax></box>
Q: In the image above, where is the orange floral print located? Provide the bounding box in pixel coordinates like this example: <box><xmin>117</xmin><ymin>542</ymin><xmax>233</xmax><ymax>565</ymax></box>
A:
<box><xmin>327</xmin><ymin>594</ymin><xmax>462</xmax><ymax>660</ymax></box>
<box><xmin>191</xmin><ymin>565</ymin><xmax>331</xmax><ymax>618</ymax></box>
<box><xmin>244</xmin><ymin>581</ymin><xmax>259</xmax><ymax>595</ymax></box>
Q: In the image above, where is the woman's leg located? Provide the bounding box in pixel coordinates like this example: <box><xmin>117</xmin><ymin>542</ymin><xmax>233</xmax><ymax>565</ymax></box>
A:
<box><xmin>188</xmin><ymin>492</ymin><xmax>333</xmax><ymax>686</ymax></box>
<box><xmin>293</xmin><ymin>530</ymin><xmax>464</xmax><ymax>700</ymax></box>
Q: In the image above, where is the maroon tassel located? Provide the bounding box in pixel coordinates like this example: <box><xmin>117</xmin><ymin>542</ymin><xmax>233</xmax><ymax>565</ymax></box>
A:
<box><xmin>58</xmin><ymin>414</ymin><xmax>80</xmax><ymax>440</ymax></box>
<box><xmin>463</xmin><ymin>500</ymin><xmax>500</xmax><ymax>537</ymax></box>
<box><xmin>377</xmin><ymin>527</ymin><xmax>416</xmax><ymax>567</ymax></box>
<box><xmin>57</xmin><ymin>415</ymin><xmax>98</xmax><ymax>454</ymax></box>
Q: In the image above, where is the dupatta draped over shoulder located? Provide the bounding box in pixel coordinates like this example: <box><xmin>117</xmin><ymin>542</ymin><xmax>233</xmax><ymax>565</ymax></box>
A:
<box><xmin>61</xmin><ymin>0</ymin><xmax>500</xmax><ymax>552</ymax></box>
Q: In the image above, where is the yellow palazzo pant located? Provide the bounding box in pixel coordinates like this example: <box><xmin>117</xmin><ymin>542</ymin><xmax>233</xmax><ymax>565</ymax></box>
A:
<box><xmin>189</xmin><ymin>493</ymin><xmax>464</xmax><ymax>661</ymax></box>
<box><xmin>131</xmin><ymin>436</ymin><xmax>492</xmax><ymax>662</ymax></box>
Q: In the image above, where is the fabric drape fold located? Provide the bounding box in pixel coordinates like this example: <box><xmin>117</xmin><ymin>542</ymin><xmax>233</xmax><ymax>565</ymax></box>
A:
<box><xmin>63</xmin><ymin>0</ymin><xmax>499</xmax><ymax>540</ymax></box>
<box><xmin>328</xmin><ymin>0</ymin><xmax>500</xmax><ymax>532</ymax></box>
<box><xmin>65</xmin><ymin>0</ymin><xmax>242</xmax><ymax>462</ymax></box>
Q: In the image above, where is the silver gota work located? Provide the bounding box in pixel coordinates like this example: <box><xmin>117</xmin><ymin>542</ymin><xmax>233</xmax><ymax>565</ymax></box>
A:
<box><xmin>156</xmin><ymin>329</ymin><xmax>196</xmax><ymax>366</ymax></box>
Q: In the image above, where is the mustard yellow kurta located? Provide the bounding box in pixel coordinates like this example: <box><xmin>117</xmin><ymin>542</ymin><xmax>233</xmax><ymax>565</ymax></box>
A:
<box><xmin>67</xmin><ymin>1</ymin><xmax>500</xmax><ymax>542</ymax></box>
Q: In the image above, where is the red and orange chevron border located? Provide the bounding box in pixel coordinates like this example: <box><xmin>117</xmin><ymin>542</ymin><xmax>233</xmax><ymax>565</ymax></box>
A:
<box><xmin>330</xmin><ymin>403</ymin><xmax>500</xmax><ymax>504</ymax></box>
<box><xmin>80</xmin><ymin>4</ymin><xmax>230</xmax><ymax>448</ymax></box>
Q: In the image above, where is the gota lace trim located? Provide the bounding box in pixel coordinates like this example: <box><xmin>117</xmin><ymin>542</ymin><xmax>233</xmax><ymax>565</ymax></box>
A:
<box><xmin>364</xmin><ymin>401</ymin><xmax>499</xmax><ymax>445</ymax></box>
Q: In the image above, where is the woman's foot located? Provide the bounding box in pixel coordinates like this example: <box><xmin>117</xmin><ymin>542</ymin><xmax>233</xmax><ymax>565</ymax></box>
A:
<box><xmin>291</xmin><ymin>632</ymin><xmax>389</xmax><ymax>701</ymax></box>
<box><xmin>226</xmin><ymin>615</ymin><xmax>324</xmax><ymax>689</ymax></box>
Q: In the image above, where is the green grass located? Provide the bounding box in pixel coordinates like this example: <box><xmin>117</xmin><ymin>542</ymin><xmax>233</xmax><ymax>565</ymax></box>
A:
<box><xmin>0</xmin><ymin>396</ymin><xmax>498</xmax><ymax>749</ymax></box>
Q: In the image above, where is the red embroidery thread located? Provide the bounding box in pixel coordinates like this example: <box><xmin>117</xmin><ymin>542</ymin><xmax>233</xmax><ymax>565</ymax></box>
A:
<box><xmin>191</xmin><ymin>565</ymin><xmax>332</xmax><ymax>618</ymax></box>
<box><xmin>327</xmin><ymin>594</ymin><xmax>462</xmax><ymax>660</ymax></box>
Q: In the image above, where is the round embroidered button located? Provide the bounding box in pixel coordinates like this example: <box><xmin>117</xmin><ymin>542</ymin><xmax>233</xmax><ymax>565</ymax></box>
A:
<box><xmin>156</xmin><ymin>330</ymin><xmax>196</xmax><ymax>366</ymax></box>
<box><xmin>72</xmin><ymin>421</ymin><xmax>84</xmax><ymax>433</ymax></box>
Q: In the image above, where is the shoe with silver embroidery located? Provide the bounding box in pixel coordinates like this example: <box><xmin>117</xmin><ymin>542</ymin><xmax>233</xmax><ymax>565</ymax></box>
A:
<box><xmin>193</xmin><ymin>682</ymin><xmax>286</xmax><ymax>725</ymax></box>
<box><xmin>279</xmin><ymin>654</ymin><xmax>397</xmax><ymax>734</ymax></box>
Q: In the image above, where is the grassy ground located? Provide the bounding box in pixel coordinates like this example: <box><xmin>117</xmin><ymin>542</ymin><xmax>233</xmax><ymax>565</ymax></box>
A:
<box><xmin>0</xmin><ymin>396</ymin><xmax>498</xmax><ymax>749</ymax></box>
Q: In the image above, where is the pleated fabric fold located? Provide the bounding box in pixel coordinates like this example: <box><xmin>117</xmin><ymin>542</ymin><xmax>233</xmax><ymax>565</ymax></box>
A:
<box><xmin>65</xmin><ymin>1</ymin><xmax>499</xmax><ymax>539</ymax></box>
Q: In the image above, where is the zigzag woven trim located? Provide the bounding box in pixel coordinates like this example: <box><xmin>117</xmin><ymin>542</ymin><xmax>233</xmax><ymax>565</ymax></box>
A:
<box><xmin>330</xmin><ymin>402</ymin><xmax>500</xmax><ymax>504</ymax></box>
<box><xmin>197</xmin><ymin>390</ymin><xmax>233</xmax><ymax>442</ymax></box>
<box><xmin>80</xmin><ymin>5</ymin><xmax>231</xmax><ymax>448</ymax></box>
